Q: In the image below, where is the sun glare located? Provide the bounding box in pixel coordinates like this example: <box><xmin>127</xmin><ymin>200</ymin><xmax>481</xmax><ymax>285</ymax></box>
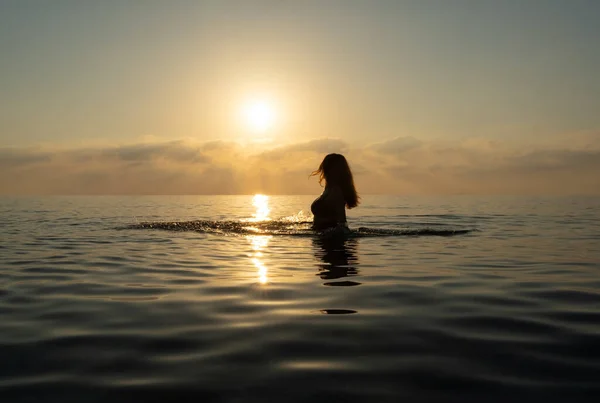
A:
<box><xmin>241</xmin><ymin>99</ymin><xmax>276</xmax><ymax>133</ymax></box>
<box><xmin>251</xmin><ymin>194</ymin><xmax>270</xmax><ymax>222</ymax></box>
<box><xmin>249</xmin><ymin>232</ymin><xmax>272</xmax><ymax>285</ymax></box>
<box><xmin>247</xmin><ymin>195</ymin><xmax>271</xmax><ymax>284</ymax></box>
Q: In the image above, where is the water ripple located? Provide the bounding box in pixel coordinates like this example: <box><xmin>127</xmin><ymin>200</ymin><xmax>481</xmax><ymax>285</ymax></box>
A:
<box><xmin>1</xmin><ymin>196</ymin><xmax>600</xmax><ymax>402</ymax></box>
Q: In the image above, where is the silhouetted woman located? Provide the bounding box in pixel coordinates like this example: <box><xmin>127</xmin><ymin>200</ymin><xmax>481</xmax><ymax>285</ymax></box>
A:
<box><xmin>310</xmin><ymin>153</ymin><xmax>359</xmax><ymax>231</ymax></box>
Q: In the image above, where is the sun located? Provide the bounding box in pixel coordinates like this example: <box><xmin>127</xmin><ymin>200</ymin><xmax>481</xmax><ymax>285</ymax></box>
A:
<box><xmin>241</xmin><ymin>99</ymin><xmax>277</xmax><ymax>133</ymax></box>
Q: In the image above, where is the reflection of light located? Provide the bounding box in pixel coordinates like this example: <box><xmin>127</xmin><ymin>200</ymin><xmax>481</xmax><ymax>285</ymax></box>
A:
<box><xmin>248</xmin><ymin>234</ymin><xmax>272</xmax><ymax>285</ymax></box>
<box><xmin>247</xmin><ymin>193</ymin><xmax>271</xmax><ymax>284</ymax></box>
<box><xmin>251</xmin><ymin>194</ymin><xmax>270</xmax><ymax>222</ymax></box>
<box><xmin>252</xmin><ymin>258</ymin><xmax>268</xmax><ymax>284</ymax></box>
<box><xmin>251</xmin><ymin>235</ymin><xmax>271</xmax><ymax>250</ymax></box>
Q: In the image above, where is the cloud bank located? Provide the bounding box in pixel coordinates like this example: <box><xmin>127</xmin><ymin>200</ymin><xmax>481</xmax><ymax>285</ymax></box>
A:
<box><xmin>1</xmin><ymin>136</ymin><xmax>599</xmax><ymax>195</ymax></box>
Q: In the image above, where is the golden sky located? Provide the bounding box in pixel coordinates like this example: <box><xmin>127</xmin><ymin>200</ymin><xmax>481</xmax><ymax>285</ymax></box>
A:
<box><xmin>1</xmin><ymin>1</ymin><xmax>599</xmax><ymax>194</ymax></box>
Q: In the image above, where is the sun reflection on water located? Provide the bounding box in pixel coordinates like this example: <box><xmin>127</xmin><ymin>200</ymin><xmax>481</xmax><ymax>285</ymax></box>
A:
<box><xmin>249</xmin><ymin>235</ymin><xmax>272</xmax><ymax>284</ymax></box>
<box><xmin>251</xmin><ymin>194</ymin><xmax>270</xmax><ymax>222</ymax></box>
<box><xmin>252</xmin><ymin>257</ymin><xmax>269</xmax><ymax>284</ymax></box>
<box><xmin>248</xmin><ymin>194</ymin><xmax>272</xmax><ymax>284</ymax></box>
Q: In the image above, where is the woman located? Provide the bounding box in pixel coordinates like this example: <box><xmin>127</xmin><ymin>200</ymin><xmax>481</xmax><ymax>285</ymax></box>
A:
<box><xmin>310</xmin><ymin>153</ymin><xmax>359</xmax><ymax>231</ymax></box>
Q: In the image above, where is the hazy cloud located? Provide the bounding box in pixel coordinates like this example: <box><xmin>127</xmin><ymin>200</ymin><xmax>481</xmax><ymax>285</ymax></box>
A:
<box><xmin>101</xmin><ymin>141</ymin><xmax>209</xmax><ymax>164</ymax></box>
<box><xmin>0</xmin><ymin>137</ymin><xmax>598</xmax><ymax>195</ymax></box>
<box><xmin>369</xmin><ymin>136</ymin><xmax>423</xmax><ymax>154</ymax></box>
<box><xmin>259</xmin><ymin>138</ymin><xmax>348</xmax><ymax>161</ymax></box>
<box><xmin>0</xmin><ymin>148</ymin><xmax>53</xmax><ymax>167</ymax></box>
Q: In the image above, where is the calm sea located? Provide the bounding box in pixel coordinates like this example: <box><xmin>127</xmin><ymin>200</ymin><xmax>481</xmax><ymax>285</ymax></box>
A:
<box><xmin>1</xmin><ymin>195</ymin><xmax>599</xmax><ymax>402</ymax></box>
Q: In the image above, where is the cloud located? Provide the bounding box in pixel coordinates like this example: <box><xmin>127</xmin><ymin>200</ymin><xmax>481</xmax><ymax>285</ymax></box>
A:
<box><xmin>369</xmin><ymin>136</ymin><xmax>422</xmax><ymax>154</ymax></box>
<box><xmin>259</xmin><ymin>138</ymin><xmax>348</xmax><ymax>161</ymax></box>
<box><xmin>99</xmin><ymin>141</ymin><xmax>210</xmax><ymax>164</ymax></box>
<box><xmin>0</xmin><ymin>148</ymin><xmax>53</xmax><ymax>167</ymax></box>
<box><xmin>0</xmin><ymin>136</ymin><xmax>598</xmax><ymax>195</ymax></box>
<box><xmin>506</xmin><ymin>149</ymin><xmax>600</xmax><ymax>172</ymax></box>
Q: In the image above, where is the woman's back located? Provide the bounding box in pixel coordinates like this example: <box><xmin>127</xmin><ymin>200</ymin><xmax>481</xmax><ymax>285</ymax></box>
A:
<box><xmin>310</xmin><ymin>153</ymin><xmax>359</xmax><ymax>230</ymax></box>
<box><xmin>311</xmin><ymin>185</ymin><xmax>347</xmax><ymax>230</ymax></box>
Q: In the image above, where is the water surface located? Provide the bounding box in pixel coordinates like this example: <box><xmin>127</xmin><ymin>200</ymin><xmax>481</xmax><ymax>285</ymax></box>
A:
<box><xmin>1</xmin><ymin>195</ymin><xmax>599</xmax><ymax>402</ymax></box>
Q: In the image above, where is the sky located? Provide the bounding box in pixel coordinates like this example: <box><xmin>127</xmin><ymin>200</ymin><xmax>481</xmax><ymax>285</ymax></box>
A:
<box><xmin>1</xmin><ymin>0</ymin><xmax>599</xmax><ymax>195</ymax></box>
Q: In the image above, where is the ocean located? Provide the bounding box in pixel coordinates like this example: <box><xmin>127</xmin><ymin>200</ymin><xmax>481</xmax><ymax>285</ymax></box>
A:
<box><xmin>1</xmin><ymin>195</ymin><xmax>599</xmax><ymax>402</ymax></box>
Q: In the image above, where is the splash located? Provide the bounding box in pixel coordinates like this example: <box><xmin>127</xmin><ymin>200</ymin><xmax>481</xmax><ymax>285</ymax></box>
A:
<box><xmin>125</xmin><ymin>219</ymin><xmax>474</xmax><ymax>237</ymax></box>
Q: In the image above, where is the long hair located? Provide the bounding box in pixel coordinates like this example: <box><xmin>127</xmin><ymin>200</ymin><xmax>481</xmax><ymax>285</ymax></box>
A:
<box><xmin>310</xmin><ymin>153</ymin><xmax>360</xmax><ymax>208</ymax></box>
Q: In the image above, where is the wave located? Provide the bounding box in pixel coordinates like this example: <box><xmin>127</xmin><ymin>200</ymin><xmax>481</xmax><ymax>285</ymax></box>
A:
<box><xmin>125</xmin><ymin>219</ymin><xmax>474</xmax><ymax>237</ymax></box>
